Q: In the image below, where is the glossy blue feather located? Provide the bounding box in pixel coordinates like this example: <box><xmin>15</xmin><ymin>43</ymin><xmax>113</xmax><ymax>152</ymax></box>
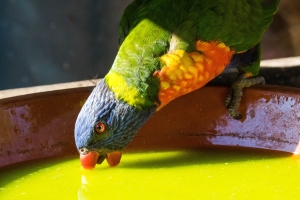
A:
<box><xmin>74</xmin><ymin>80</ymin><xmax>156</xmax><ymax>154</ymax></box>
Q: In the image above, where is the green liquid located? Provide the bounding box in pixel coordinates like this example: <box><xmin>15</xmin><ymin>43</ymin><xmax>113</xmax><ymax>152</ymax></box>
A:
<box><xmin>1</xmin><ymin>147</ymin><xmax>300</xmax><ymax>199</ymax></box>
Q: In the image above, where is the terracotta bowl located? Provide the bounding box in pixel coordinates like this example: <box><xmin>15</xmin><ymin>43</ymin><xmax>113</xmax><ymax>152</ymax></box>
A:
<box><xmin>1</xmin><ymin>84</ymin><xmax>300</xmax><ymax>167</ymax></box>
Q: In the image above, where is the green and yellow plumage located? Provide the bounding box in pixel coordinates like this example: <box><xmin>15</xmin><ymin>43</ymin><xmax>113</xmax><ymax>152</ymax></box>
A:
<box><xmin>105</xmin><ymin>0</ymin><xmax>279</xmax><ymax>109</ymax></box>
<box><xmin>75</xmin><ymin>0</ymin><xmax>280</xmax><ymax>168</ymax></box>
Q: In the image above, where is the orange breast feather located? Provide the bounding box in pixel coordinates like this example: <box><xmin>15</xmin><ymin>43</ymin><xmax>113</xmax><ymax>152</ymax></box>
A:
<box><xmin>153</xmin><ymin>40</ymin><xmax>234</xmax><ymax>110</ymax></box>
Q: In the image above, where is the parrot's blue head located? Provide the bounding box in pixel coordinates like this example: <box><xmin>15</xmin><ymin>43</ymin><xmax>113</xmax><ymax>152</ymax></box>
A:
<box><xmin>74</xmin><ymin>80</ymin><xmax>156</xmax><ymax>163</ymax></box>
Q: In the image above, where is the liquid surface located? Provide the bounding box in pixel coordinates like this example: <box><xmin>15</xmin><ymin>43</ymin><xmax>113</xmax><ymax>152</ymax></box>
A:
<box><xmin>1</xmin><ymin>147</ymin><xmax>300</xmax><ymax>199</ymax></box>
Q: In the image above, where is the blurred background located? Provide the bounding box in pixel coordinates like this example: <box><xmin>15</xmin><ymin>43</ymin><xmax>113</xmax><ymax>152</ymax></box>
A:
<box><xmin>0</xmin><ymin>0</ymin><xmax>299</xmax><ymax>90</ymax></box>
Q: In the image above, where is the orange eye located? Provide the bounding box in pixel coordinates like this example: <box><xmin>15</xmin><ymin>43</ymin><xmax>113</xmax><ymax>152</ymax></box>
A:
<box><xmin>94</xmin><ymin>122</ymin><xmax>106</xmax><ymax>134</ymax></box>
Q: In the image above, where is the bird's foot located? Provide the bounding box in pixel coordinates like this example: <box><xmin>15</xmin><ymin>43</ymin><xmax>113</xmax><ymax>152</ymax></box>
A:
<box><xmin>225</xmin><ymin>74</ymin><xmax>265</xmax><ymax>120</ymax></box>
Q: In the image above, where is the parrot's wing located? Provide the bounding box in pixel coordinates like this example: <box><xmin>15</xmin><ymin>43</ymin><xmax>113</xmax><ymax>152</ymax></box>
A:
<box><xmin>194</xmin><ymin>0</ymin><xmax>280</xmax><ymax>53</ymax></box>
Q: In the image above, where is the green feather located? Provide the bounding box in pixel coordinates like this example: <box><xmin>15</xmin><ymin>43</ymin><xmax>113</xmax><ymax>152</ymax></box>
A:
<box><xmin>106</xmin><ymin>0</ymin><xmax>280</xmax><ymax>108</ymax></box>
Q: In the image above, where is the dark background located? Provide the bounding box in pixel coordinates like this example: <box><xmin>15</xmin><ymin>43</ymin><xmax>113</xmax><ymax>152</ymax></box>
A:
<box><xmin>0</xmin><ymin>0</ymin><xmax>299</xmax><ymax>90</ymax></box>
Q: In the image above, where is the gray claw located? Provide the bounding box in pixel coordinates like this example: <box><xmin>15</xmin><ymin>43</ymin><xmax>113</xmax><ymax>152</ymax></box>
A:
<box><xmin>226</xmin><ymin>74</ymin><xmax>265</xmax><ymax>120</ymax></box>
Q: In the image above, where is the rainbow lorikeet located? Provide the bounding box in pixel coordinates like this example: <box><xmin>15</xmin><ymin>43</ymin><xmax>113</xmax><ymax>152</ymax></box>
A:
<box><xmin>75</xmin><ymin>0</ymin><xmax>280</xmax><ymax>168</ymax></box>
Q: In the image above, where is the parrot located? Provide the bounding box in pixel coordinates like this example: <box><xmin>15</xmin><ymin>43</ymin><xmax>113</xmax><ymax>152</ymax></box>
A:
<box><xmin>75</xmin><ymin>0</ymin><xmax>280</xmax><ymax>168</ymax></box>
